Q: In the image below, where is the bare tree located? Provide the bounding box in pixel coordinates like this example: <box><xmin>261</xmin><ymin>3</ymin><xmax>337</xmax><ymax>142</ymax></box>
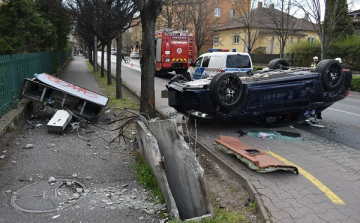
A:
<box><xmin>157</xmin><ymin>0</ymin><xmax>192</xmax><ymax>30</ymax></box>
<box><xmin>294</xmin><ymin>0</ymin><xmax>356</xmax><ymax>59</ymax></box>
<box><xmin>65</xmin><ymin>0</ymin><xmax>138</xmax><ymax>98</ymax></box>
<box><xmin>262</xmin><ymin>0</ymin><xmax>299</xmax><ymax>58</ymax></box>
<box><xmin>231</xmin><ymin>0</ymin><xmax>263</xmax><ymax>53</ymax></box>
<box><xmin>189</xmin><ymin>0</ymin><xmax>220</xmax><ymax>56</ymax></box>
<box><xmin>132</xmin><ymin>0</ymin><xmax>162</xmax><ymax>118</ymax></box>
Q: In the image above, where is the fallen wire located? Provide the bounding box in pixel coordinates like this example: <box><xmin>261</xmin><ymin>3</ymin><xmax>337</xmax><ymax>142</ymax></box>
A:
<box><xmin>64</xmin><ymin>107</ymin><xmax>150</xmax><ymax>145</ymax></box>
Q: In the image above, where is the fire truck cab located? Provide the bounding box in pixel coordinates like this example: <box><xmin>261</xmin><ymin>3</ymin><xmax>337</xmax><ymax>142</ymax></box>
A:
<box><xmin>155</xmin><ymin>29</ymin><xmax>196</xmax><ymax>77</ymax></box>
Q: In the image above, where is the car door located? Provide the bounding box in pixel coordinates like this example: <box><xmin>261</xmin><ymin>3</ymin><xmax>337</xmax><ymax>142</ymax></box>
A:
<box><xmin>188</xmin><ymin>56</ymin><xmax>203</xmax><ymax>79</ymax></box>
<box><xmin>193</xmin><ymin>56</ymin><xmax>211</xmax><ymax>80</ymax></box>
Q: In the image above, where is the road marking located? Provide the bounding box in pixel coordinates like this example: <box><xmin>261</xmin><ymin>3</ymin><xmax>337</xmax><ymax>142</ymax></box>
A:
<box><xmin>265</xmin><ymin>150</ymin><xmax>345</xmax><ymax>205</ymax></box>
<box><xmin>328</xmin><ymin>108</ymin><xmax>360</xmax><ymax>117</ymax></box>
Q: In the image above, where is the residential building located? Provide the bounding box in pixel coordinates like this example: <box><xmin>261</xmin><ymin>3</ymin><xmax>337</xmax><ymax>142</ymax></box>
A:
<box><xmin>214</xmin><ymin>0</ymin><xmax>250</xmax><ymax>24</ymax></box>
<box><xmin>213</xmin><ymin>2</ymin><xmax>318</xmax><ymax>54</ymax></box>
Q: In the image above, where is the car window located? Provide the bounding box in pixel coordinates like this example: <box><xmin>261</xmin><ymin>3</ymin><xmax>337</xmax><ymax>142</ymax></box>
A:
<box><xmin>226</xmin><ymin>54</ymin><xmax>251</xmax><ymax>68</ymax></box>
<box><xmin>194</xmin><ymin>57</ymin><xmax>203</xmax><ymax>67</ymax></box>
<box><xmin>202</xmin><ymin>56</ymin><xmax>211</xmax><ymax>67</ymax></box>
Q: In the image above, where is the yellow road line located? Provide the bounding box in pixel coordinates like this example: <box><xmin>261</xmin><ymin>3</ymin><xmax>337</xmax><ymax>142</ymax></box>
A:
<box><xmin>265</xmin><ymin>150</ymin><xmax>345</xmax><ymax>205</ymax></box>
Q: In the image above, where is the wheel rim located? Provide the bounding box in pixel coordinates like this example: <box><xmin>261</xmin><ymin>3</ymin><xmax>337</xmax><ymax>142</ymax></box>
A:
<box><xmin>325</xmin><ymin>63</ymin><xmax>341</xmax><ymax>88</ymax></box>
<box><xmin>217</xmin><ymin>75</ymin><xmax>242</xmax><ymax>105</ymax></box>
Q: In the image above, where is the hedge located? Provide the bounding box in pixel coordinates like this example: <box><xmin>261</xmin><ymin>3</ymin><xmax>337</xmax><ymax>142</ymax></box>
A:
<box><xmin>286</xmin><ymin>36</ymin><xmax>360</xmax><ymax>71</ymax></box>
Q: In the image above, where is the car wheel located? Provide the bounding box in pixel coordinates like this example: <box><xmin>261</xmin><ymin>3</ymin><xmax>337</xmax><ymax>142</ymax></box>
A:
<box><xmin>168</xmin><ymin>74</ymin><xmax>188</xmax><ymax>84</ymax></box>
<box><xmin>315</xmin><ymin>59</ymin><xmax>344</xmax><ymax>90</ymax></box>
<box><xmin>210</xmin><ymin>73</ymin><xmax>243</xmax><ymax>108</ymax></box>
<box><xmin>268</xmin><ymin>58</ymin><xmax>290</xmax><ymax>70</ymax></box>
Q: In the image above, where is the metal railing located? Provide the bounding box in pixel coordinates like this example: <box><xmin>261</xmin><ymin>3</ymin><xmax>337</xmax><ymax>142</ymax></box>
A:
<box><xmin>0</xmin><ymin>51</ymin><xmax>69</xmax><ymax>118</ymax></box>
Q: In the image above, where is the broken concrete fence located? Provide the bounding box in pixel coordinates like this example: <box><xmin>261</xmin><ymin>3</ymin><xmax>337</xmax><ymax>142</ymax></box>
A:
<box><xmin>136</xmin><ymin>119</ymin><xmax>212</xmax><ymax>220</ymax></box>
<box><xmin>136</xmin><ymin>120</ymin><xmax>179</xmax><ymax>219</ymax></box>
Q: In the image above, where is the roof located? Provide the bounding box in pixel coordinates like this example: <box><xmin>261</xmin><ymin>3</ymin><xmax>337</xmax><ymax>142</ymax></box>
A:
<box><xmin>215</xmin><ymin>4</ymin><xmax>316</xmax><ymax>32</ymax></box>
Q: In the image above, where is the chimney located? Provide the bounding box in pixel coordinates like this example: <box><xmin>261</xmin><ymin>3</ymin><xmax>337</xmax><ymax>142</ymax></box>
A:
<box><xmin>258</xmin><ymin>2</ymin><xmax>262</xmax><ymax>8</ymax></box>
<box><xmin>269</xmin><ymin>3</ymin><xmax>274</xmax><ymax>10</ymax></box>
<box><xmin>304</xmin><ymin>13</ymin><xmax>309</xmax><ymax>20</ymax></box>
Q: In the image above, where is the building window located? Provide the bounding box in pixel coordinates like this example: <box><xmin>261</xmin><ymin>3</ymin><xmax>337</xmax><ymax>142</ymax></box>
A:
<box><xmin>213</xmin><ymin>36</ymin><xmax>219</xmax><ymax>45</ymax></box>
<box><xmin>230</xmin><ymin>9</ymin><xmax>235</xmax><ymax>18</ymax></box>
<box><xmin>308</xmin><ymin>36</ymin><xmax>315</xmax><ymax>42</ymax></box>
<box><xmin>215</xmin><ymin>8</ymin><xmax>221</xmax><ymax>17</ymax></box>
<box><xmin>290</xmin><ymin>37</ymin><xmax>294</xmax><ymax>43</ymax></box>
<box><xmin>270</xmin><ymin>36</ymin><xmax>274</xmax><ymax>54</ymax></box>
<box><xmin>233</xmin><ymin>34</ymin><xmax>240</xmax><ymax>44</ymax></box>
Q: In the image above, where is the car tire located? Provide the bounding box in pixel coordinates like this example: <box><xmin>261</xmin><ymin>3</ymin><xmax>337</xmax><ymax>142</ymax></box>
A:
<box><xmin>315</xmin><ymin>59</ymin><xmax>344</xmax><ymax>90</ymax></box>
<box><xmin>210</xmin><ymin>73</ymin><xmax>243</xmax><ymax>108</ymax></box>
<box><xmin>268</xmin><ymin>58</ymin><xmax>290</xmax><ymax>70</ymax></box>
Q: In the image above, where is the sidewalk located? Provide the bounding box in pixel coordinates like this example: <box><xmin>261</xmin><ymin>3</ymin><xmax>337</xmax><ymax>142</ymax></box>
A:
<box><xmin>0</xmin><ymin>56</ymin><xmax>163</xmax><ymax>223</ymax></box>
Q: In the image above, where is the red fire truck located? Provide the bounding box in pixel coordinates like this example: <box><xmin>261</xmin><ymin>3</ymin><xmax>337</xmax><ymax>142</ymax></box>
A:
<box><xmin>155</xmin><ymin>29</ymin><xmax>196</xmax><ymax>77</ymax></box>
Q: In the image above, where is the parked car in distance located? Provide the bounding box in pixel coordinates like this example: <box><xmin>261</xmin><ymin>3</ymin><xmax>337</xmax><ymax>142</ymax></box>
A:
<box><xmin>163</xmin><ymin>57</ymin><xmax>352</xmax><ymax>126</ymax></box>
<box><xmin>111</xmin><ymin>50</ymin><xmax>117</xmax><ymax>55</ymax></box>
<box><xmin>130</xmin><ymin>52</ymin><xmax>140</xmax><ymax>59</ymax></box>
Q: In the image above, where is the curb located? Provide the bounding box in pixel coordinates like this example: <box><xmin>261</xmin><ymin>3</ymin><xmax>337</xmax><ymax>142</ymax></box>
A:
<box><xmin>0</xmin><ymin>99</ymin><xmax>32</xmax><ymax>148</ymax></box>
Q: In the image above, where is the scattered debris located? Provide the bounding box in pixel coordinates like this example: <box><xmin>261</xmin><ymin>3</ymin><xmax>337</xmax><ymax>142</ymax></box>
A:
<box><xmin>244</xmin><ymin>197</ymin><xmax>252</xmax><ymax>207</ymax></box>
<box><xmin>24</xmin><ymin>144</ymin><xmax>34</xmax><ymax>149</ymax></box>
<box><xmin>48</xmin><ymin>176</ymin><xmax>56</xmax><ymax>184</ymax></box>
<box><xmin>277</xmin><ymin>130</ymin><xmax>301</xmax><ymax>138</ymax></box>
<box><xmin>258</xmin><ymin>132</ymin><xmax>276</xmax><ymax>139</ymax></box>
<box><xmin>305</xmin><ymin>119</ymin><xmax>325</xmax><ymax>128</ymax></box>
<box><xmin>247</xmin><ymin>130</ymin><xmax>301</xmax><ymax>142</ymax></box>
<box><xmin>70</xmin><ymin>122</ymin><xmax>80</xmax><ymax>130</ymax></box>
<box><xmin>51</xmin><ymin>215</ymin><xmax>60</xmax><ymax>219</ymax></box>
<box><xmin>236</xmin><ymin>129</ymin><xmax>247</xmax><ymax>137</ymax></box>
<box><xmin>215</xmin><ymin>135</ymin><xmax>299</xmax><ymax>174</ymax></box>
<box><xmin>0</xmin><ymin>155</ymin><xmax>5</xmax><ymax>159</ymax></box>
<box><xmin>47</xmin><ymin>110</ymin><xmax>72</xmax><ymax>134</ymax></box>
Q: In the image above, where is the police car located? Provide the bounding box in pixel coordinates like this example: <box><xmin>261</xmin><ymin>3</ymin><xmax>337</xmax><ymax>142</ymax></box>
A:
<box><xmin>186</xmin><ymin>52</ymin><xmax>253</xmax><ymax>80</ymax></box>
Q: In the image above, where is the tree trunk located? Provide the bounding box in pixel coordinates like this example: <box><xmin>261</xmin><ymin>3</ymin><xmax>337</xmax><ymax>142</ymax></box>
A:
<box><xmin>93</xmin><ymin>36</ymin><xmax>97</xmax><ymax>72</ymax></box>
<box><xmin>88</xmin><ymin>43</ymin><xmax>93</xmax><ymax>65</ymax></box>
<box><xmin>139</xmin><ymin>17</ymin><xmax>157</xmax><ymax>118</ymax></box>
<box><xmin>106</xmin><ymin>41</ymin><xmax>112</xmax><ymax>85</ymax></box>
<box><xmin>133</xmin><ymin>0</ymin><xmax>162</xmax><ymax>119</ymax></box>
<box><xmin>116</xmin><ymin>32</ymin><xmax>123</xmax><ymax>99</ymax></box>
<box><xmin>101</xmin><ymin>42</ymin><xmax>105</xmax><ymax>78</ymax></box>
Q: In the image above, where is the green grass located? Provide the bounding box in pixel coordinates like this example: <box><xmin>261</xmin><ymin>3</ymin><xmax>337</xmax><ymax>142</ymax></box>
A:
<box><xmin>133</xmin><ymin>153</ymin><xmax>165</xmax><ymax>204</ymax></box>
<box><xmin>86</xmin><ymin>60</ymin><xmax>140</xmax><ymax>109</ymax></box>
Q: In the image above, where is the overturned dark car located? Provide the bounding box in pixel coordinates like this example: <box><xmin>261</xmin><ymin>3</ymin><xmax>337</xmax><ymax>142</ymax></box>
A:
<box><xmin>163</xmin><ymin>58</ymin><xmax>352</xmax><ymax>125</ymax></box>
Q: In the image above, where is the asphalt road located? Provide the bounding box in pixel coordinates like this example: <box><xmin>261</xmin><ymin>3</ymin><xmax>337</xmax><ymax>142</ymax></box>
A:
<box><xmin>99</xmin><ymin>54</ymin><xmax>360</xmax><ymax>222</ymax></box>
<box><xmin>296</xmin><ymin>91</ymin><xmax>360</xmax><ymax>151</ymax></box>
